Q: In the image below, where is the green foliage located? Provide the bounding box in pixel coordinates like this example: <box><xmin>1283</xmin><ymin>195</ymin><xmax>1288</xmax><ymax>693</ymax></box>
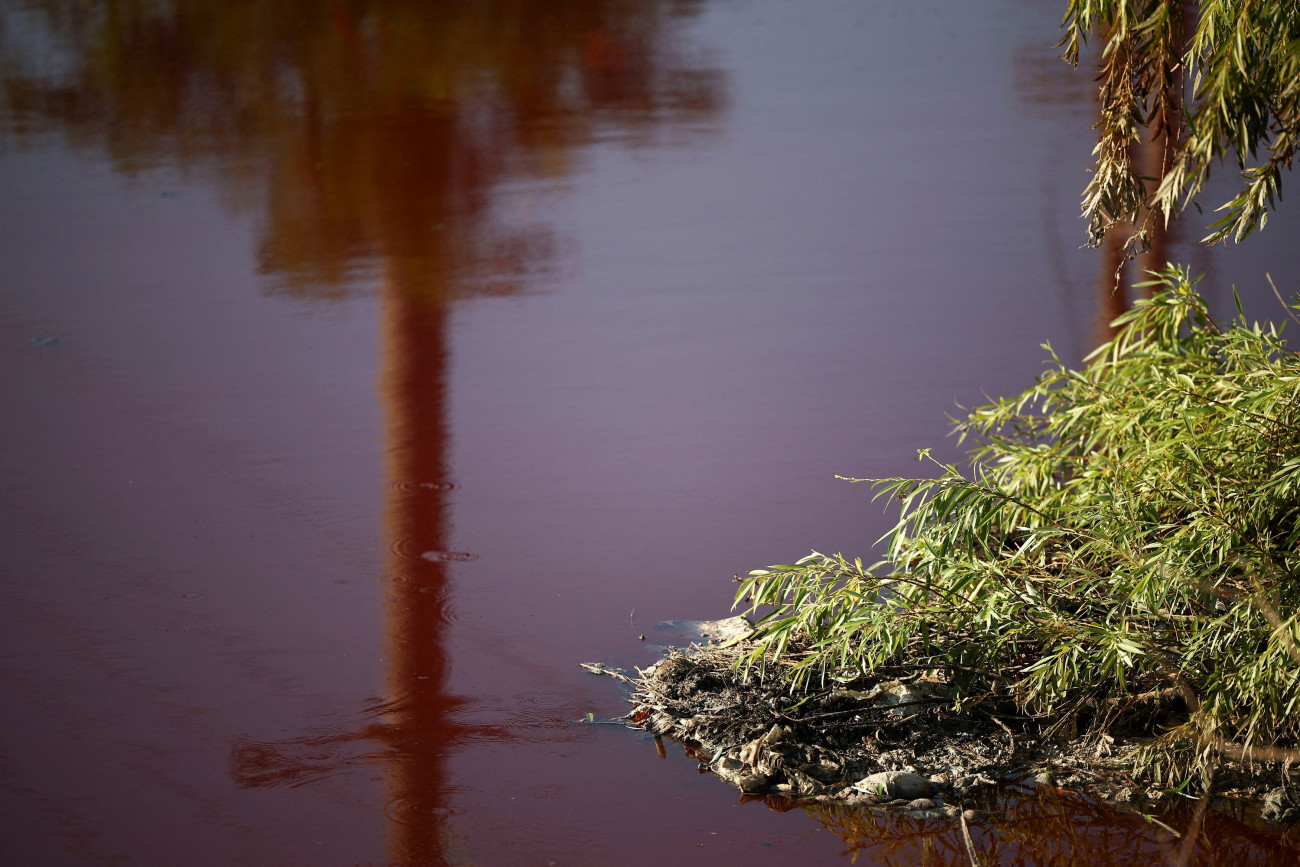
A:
<box><xmin>735</xmin><ymin>267</ymin><xmax>1300</xmax><ymax>779</ymax></box>
<box><xmin>1060</xmin><ymin>0</ymin><xmax>1300</xmax><ymax>246</ymax></box>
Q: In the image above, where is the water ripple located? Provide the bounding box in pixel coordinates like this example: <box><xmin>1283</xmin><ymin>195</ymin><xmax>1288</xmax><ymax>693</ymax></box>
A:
<box><xmin>385</xmin><ymin>535</ymin><xmax>426</xmax><ymax>562</ymax></box>
<box><xmin>514</xmin><ymin>691</ymin><xmax>571</xmax><ymax>709</ymax></box>
<box><xmin>384</xmin><ymin>537</ymin><xmax>479</xmax><ymax>564</ymax></box>
<box><xmin>381</xmin><ymin>794</ymin><xmax>465</xmax><ymax>827</ymax></box>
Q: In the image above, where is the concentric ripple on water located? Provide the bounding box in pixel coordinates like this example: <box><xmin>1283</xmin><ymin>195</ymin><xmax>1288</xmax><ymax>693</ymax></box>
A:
<box><xmin>381</xmin><ymin>794</ymin><xmax>465</xmax><ymax>827</ymax></box>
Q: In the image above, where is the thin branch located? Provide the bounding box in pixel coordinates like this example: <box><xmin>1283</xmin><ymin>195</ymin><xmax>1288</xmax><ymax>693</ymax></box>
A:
<box><xmin>959</xmin><ymin>808</ymin><xmax>983</xmax><ymax>867</ymax></box>
<box><xmin>1267</xmin><ymin>273</ymin><xmax>1300</xmax><ymax>327</ymax></box>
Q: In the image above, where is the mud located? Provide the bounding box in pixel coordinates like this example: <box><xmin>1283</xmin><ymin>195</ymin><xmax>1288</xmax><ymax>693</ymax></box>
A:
<box><xmin>583</xmin><ymin>627</ymin><xmax>1300</xmax><ymax>830</ymax></box>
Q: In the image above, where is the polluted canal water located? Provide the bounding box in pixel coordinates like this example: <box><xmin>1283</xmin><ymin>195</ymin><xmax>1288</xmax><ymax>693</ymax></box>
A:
<box><xmin>1</xmin><ymin>1</ymin><xmax>1299</xmax><ymax>864</ymax></box>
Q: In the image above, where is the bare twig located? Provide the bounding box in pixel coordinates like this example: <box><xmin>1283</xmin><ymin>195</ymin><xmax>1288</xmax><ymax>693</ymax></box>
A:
<box><xmin>959</xmin><ymin>808</ymin><xmax>983</xmax><ymax>867</ymax></box>
<box><xmin>1104</xmin><ymin>686</ymin><xmax>1185</xmax><ymax>711</ymax></box>
<box><xmin>579</xmin><ymin>662</ymin><xmax>638</xmax><ymax>685</ymax></box>
<box><xmin>1208</xmin><ymin>737</ymin><xmax>1300</xmax><ymax>764</ymax></box>
<box><xmin>784</xmin><ymin>695</ymin><xmax>948</xmax><ymax>725</ymax></box>
<box><xmin>1267</xmin><ymin>273</ymin><xmax>1300</xmax><ymax>327</ymax></box>
<box><xmin>1249</xmin><ymin>592</ymin><xmax>1300</xmax><ymax>666</ymax></box>
<box><xmin>1170</xmin><ymin>768</ymin><xmax>1213</xmax><ymax>867</ymax></box>
<box><xmin>1144</xmin><ymin>814</ymin><xmax>1183</xmax><ymax>839</ymax></box>
<box><xmin>984</xmin><ymin>712</ymin><xmax>1016</xmax><ymax>760</ymax></box>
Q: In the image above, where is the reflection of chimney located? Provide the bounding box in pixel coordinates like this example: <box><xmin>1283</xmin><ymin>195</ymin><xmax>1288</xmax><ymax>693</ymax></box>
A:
<box><xmin>378</xmin><ymin>265</ymin><xmax>458</xmax><ymax>867</ymax></box>
<box><xmin>1095</xmin><ymin>1</ymin><xmax>1188</xmax><ymax>329</ymax></box>
<box><xmin>1093</xmin><ymin>105</ymin><xmax>1178</xmax><ymax>342</ymax></box>
<box><xmin>1093</xmin><ymin>115</ymin><xmax>1177</xmax><ymax>344</ymax></box>
<box><xmin>1134</xmin><ymin>124</ymin><xmax>1170</xmax><ymax>289</ymax></box>
<box><xmin>1095</xmin><ymin>224</ymin><xmax>1130</xmax><ymax>344</ymax></box>
<box><xmin>224</xmin><ymin>256</ymin><xmax>505</xmax><ymax>863</ymax></box>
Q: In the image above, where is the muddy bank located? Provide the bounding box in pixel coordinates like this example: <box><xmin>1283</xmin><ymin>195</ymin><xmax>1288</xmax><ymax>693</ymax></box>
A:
<box><xmin>583</xmin><ymin>623</ymin><xmax>1300</xmax><ymax>834</ymax></box>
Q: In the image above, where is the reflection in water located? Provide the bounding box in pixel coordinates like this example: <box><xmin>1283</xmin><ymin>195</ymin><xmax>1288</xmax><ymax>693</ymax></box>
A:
<box><xmin>649</xmin><ymin>725</ymin><xmax>1300</xmax><ymax>865</ymax></box>
<box><xmin>13</xmin><ymin>1</ymin><xmax>1285</xmax><ymax>863</ymax></box>
<box><xmin>1010</xmin><ymin>10</ymin><xmax>1188</xmax><ymax>346</ymax></box>
<box><xmin>1092</xmin><ymin>14</ymin><xmax>1186</xmax><ymax>344</ymax></box>
<box><xmin>1008</xmin><ymin>26</ymin><xmax>1128</xmax><ymax>350</ymax></box>
<box><xmin>2</xmin><ymin>1</ymin><xmax>725</xmax><ymax>864</ymax></box>
<box><xmin>375</xmin><ymin>269</ymin><xmax>466</xmax><ymax>865</ymax></box>
<box><xmin>2</xmin><ymin>0</ymin><xmax>724</xmax><ymax>300</ymax></box>
<box><xmin>755</xmin><ymin>782</ymin><xmax>1300</xmax><ymax>866</ymax></box>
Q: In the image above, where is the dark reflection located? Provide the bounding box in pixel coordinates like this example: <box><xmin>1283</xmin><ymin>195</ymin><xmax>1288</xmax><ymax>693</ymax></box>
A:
<box><xmin>662</xmin><ymin>729</ymin><xmax>1297</xmax><ymax>865</ymax></box>
<box><xmin>1091</xmin><ymin>3</ymin><xmax>1187</xmax><ymax>343</ymax></box>
<box><xmin>1009</xmin><ymin>25</ymin><xmax>1116</xmax><ymax>351</ymax></box>
<box><xmin>2</xmin><ymin>2</ymin><xmax>725</xmax><ymax>864</ymax></box>
<box><xmin>226</xmin><ymin>291</ymin><xmax>514</xmax><ymax>863</ymax></box>
<box><xmin>374</xmin><ymin>273</ymin><xmax>470</xmax><ymax>865</ymax></box>
<box><xmin>1010</xmin><ymin>9</ymin><xmax>1188</xmax><ymax>347</ymax></box>
<box><xmin>1</xmin><ymin>0</ymin><xmax>724</xmax><ymax>299</ymax></box>
<box><xmin>757</xmin><ymin>783</ymin><xmax>1300</xmax><ymax>866</ymax></box>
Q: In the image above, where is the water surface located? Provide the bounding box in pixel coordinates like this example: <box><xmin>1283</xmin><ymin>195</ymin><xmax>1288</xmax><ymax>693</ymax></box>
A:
<box><xmin>2</xmin><ymin>1</ymin><xmax>1298</xmax><ymax>864</ymax></box>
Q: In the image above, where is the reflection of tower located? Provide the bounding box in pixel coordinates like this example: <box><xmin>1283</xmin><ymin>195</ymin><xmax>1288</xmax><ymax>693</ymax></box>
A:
<box><xmin>1092</xmin><ymin>3</ymin><xmax>1190</xmax><ymax>342</ymax></box>
<box><xmin>0</xmin><ymin>4</ymin><xmax>726</xmax><ymax>862</ymax></box>
<box><xmin>1091</xmin><ymin>146</ymin><xmax>1178</xmax><ymax>343</ymax></box>
<box><xmin>377</xmin><ymin>270</ymin><xmax>461</xmax><ymax>867</ymax></box>
<box><xmin>229</xmin><ymin>251</ymin><xmax>501</xmax><ymax>865</ymax></box>
<box><xmin>1095</xmin><ymin>218</ymin><xmax>1133</xmax><ymax>343</ymax></box>
<box><xmin>1093</xmin><ymin>148</ymin><xmax>1176</xmax><ymax>343</ymax></box>
<box><xmin>1012</xmin><ymin>14</ymin><xmax>1188</xmax><ymax>348</ymax></box>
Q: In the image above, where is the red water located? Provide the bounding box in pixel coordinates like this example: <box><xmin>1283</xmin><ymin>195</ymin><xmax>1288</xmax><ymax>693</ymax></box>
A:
<box><xmin>1</xmin><ymin>1</ymin><xmax>1298</xmax><ymax>864</ymax></box>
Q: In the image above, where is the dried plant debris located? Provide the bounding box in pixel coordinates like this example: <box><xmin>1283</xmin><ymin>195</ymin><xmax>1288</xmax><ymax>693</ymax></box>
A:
<box><xmin>650</xmin><ymin>616</ymin><xmax>754</xmax><ymax>646</ymax></box>
<box><xmin>583</xmin><ymin>639</ymin><xmax>1300</xmax><ymax>828</ymax></box>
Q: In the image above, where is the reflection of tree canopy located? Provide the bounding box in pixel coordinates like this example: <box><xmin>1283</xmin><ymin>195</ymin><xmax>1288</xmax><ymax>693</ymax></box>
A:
<box><xmin>1</xmin><ymin>0</ymin><xmax>725</xmax><ymax>299</ymax></box>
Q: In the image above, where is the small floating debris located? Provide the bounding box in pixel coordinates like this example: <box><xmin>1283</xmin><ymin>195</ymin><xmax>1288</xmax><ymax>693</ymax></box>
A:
<box><xmin>30</xmin><ymin>336</ymin><xmax>60</xmax><ymax>347</ymax></box>
<box><xmin>420</xmin><ymin>550</ymin><xmax>478</xmax><ymax>562</ymax></box>
<box><xmin>652</xmin><ymin>616</ymin><xmax>754</xmax><ymax>645</ymax></box>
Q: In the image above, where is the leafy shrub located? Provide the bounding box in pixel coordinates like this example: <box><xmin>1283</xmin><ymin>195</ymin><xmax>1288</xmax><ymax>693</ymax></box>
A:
<box><xmin>736</xmin><ymin>266</ymin><xmax>1300</xmax><ymax>780</ymax></box>
<box><xmin>1061</xmin><ymin>0</ymin><xmax>1300</xmax><ymax>246</ymax></box>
